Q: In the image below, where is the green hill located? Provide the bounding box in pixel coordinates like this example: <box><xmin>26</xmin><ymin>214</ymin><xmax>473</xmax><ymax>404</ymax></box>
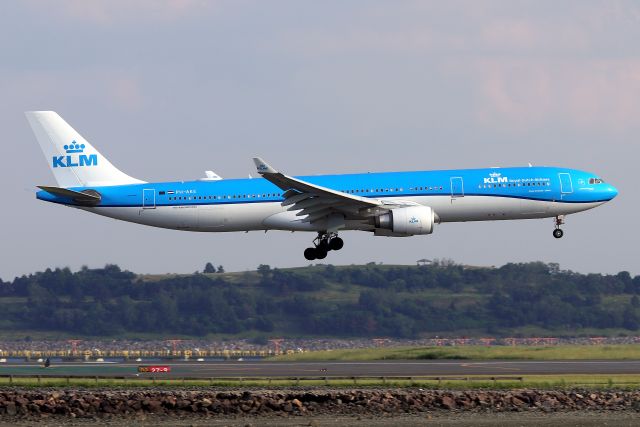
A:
<box><xmin>1</xmin><ymin>261</ymin><xmax>639</xmax><ymax>339</ymax></box>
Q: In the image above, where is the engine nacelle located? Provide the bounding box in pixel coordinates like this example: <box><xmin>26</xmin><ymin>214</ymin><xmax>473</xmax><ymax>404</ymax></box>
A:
<box><xmin>374</xmin><ymin>206</ymin><xmax>435</xmax><ymax>236</ymax></box>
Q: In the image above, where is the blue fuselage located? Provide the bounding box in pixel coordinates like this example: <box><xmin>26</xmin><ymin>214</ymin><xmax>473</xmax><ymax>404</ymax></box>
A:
<box><xmin>37</xmin><ymin>166</ymin><xmax>617</xmax><ymax>209</ymax></box>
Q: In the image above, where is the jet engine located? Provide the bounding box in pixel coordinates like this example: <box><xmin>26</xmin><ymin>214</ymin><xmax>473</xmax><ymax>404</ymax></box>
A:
<box><xmin>374</xmin><ymin>206</ymin><xmax>435</xmax><ymax>236</ymax></box>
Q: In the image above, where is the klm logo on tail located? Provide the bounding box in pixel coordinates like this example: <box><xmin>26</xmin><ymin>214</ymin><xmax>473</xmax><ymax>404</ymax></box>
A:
<box><xmin>52</xmin><ymin>141</ymin><xmax>98</xmax><ymax>168</ymax></box>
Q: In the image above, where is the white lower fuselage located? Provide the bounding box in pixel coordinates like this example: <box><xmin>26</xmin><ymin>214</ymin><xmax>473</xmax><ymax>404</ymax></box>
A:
<box><xmin>81</xmin><ymin>195</ymin><xmax>603</xmax><ymax>233</ymax></box>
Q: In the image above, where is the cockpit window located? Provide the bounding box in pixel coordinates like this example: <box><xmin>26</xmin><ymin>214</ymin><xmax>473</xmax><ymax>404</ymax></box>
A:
<box><xmin>589</xmin><ymin>178</ymin><xmax>605</xmax><ymax>184</ymax></box>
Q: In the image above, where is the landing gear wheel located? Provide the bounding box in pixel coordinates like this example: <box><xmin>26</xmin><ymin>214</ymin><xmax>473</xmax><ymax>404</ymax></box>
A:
<box><xmin>304</xmin><ymin>248</ymin><xmax>317</xmax><ymax>260</ymax></box>
<box><xmin>553</xmin><ymin>229</ymin><xmax>564</xmax><ymax>239</ymax></box>
<box><xmin>315</xmin><ymin>248</ymin><xmax>328</xmax><ymax>260</ymax></box>
<box><xmin>304</xmin><ymin>231</ymin><xmax>343</xmax><ymax>260</ymax></box>
<box><xmin>329</xmin><ymin>237</ymin><xmax>344</xmax><ymax>251</ymax></box>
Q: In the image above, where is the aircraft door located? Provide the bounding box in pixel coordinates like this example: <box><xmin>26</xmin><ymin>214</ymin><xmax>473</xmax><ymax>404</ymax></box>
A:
<box><xmin>143</xmin><ymin>189</ymin><xmax>156</xmax><ymax>209</ymax></box>
<box><xmin>450</xmin><ymin>177</ymin><xmax>464</xmax><ymax>199</ymax></box>
<box><xmin>558</xmin><ymin>173</ymin><xmax>573</xmax><ymax>195</ymax></box>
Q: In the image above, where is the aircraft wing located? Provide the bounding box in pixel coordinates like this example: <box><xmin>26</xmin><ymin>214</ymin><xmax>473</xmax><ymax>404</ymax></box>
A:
<box><xmin>253</xmin><ymin>157</ymin><xmax>391</xmax><ymax>225</ymax></box>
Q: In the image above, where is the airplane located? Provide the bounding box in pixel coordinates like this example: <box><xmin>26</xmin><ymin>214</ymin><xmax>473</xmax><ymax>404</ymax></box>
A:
<box><xmin>27</xmin><ymin>111</ymin><xmax>618</xmax><ymax>260</ymax></box>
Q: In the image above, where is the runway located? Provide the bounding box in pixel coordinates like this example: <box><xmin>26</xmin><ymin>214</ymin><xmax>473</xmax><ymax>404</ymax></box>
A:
<box><xmin>2</xmin><ymin>360</ymin><xmax>639</xmax><ymax>378</ymax></box>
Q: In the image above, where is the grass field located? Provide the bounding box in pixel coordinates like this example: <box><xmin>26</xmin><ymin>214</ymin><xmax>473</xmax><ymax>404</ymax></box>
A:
<box><xmin>0</xmin><ymin>374</ymin><xmax>639</xmax><ymax>390</ymax></box>
<box><xmin>274</xmin><ymin>344</ymin><xmax>640</xmax><ymax>362</ymax></box>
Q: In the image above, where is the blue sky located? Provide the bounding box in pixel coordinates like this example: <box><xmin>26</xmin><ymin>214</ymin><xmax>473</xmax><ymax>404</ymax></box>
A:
<box><xmin>1</xmin><ymin>1</ymin><xmax>637</xmax><ymax>279</ymax></box>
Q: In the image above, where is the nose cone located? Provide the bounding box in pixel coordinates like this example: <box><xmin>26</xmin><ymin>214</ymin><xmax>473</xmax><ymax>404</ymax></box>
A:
<box><xmin>605</xmin><ymin>184</ymin><xmax>618</xmax><ymax>201</ymax></box>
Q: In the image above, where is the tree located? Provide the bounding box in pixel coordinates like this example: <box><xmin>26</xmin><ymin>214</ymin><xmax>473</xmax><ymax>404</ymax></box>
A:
<box><xmin>623</xmin><ymin>306</ymin><xmax>639</xmax><ymax>330</ymax></box>
<box><xmin>632</xmin><ymin>276</ymin><xmax>640</xmax><ymax>294</ymax></box>
<box><xmin>618</xmin><ymin>271</ymin><xmax>633</xmax><ymax>292</ymax></box>
<box><xmin>257</xmin><ymin>264</ymin><xmax>271</xmax><ymax>277</ymax></box>
<box><xmin>203</xmin><ymin>262</ymin><xmax>216</xmax><ymax>274</ymax></box>
<box><xmin>217</xmin><ymin>265</ymin><xmax>225</xmax><ymax>273</ymax></box>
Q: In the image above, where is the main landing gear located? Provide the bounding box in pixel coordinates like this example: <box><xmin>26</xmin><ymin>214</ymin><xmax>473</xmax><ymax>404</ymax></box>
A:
<box><xmin>304</xmin><ymin>232</ymin><xmax>344</xmax><ymax>260</ymax></box>
<box><xmin>553</xmin><ymin>215</ymin><xmax>565</xmax><ymax>239</ymax></box>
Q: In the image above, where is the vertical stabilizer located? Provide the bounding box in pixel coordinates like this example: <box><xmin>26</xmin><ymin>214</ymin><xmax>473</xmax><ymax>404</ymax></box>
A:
<box><xmin>26</xmin><ymin>111</ymin><xmax>144</xmax><ymax>187</ymax></box>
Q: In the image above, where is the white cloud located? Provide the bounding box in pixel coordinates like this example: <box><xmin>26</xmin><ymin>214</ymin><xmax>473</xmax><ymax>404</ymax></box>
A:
<box><xmin>0</xmin><ymin>69</ymin><xmax>146</xmax><ymax>113</ymax></box>
<box><xmin>25</xmin><ymin>0</ymin><xmax>211</xmax><ymax>25</ymax></box>
<box><xmin>473</xmin><ymin>58</ymin><xmax>640</xmax><ymax>132</ymax></box>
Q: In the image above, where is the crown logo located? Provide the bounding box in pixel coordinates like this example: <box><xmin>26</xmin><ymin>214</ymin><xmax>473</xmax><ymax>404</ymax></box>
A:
<box><xmin>489</xmin><ymin>172</ymin><xmax>501</xmax><ymax>178</ymax></box>
<box><xmin>64</xmin><ymin>140</ymin><xmax>85</xmax><ymax>154</ymax></box>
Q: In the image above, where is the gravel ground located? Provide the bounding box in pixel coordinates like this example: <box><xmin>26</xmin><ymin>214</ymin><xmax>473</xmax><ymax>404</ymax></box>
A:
<box><xmin>1</xmin><ymin>387</ymin><xmax>639</xmax><ymax>426</ymax></box>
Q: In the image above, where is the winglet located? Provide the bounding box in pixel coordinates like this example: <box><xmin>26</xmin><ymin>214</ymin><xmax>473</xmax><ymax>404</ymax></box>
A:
<box><xmin>252</xmin><ymin>157</ymin><xmax>278</xmax><ymax>174</ymax></box>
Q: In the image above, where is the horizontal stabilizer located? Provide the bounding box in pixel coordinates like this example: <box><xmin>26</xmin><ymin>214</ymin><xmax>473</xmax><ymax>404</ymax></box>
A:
<box><xmin>198</xmin><ymin>170</ymin><xmax>223</xmax><ymax>181</ymax></box>
<box><xmin>38</xmin><ymin>186</ymin><xmax>101</xmax><ymax>204</ymax></box>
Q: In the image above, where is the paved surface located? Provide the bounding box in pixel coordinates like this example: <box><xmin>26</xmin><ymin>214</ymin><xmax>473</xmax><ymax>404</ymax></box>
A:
<box><xmin>1</xmin><ymin>360</ymin><xmax>639</xmax><ymax>378</ymax></box>
<box><xmin>3</xmin><ymin>413</ymin><xmax>640</xmax><ymax>427</ymax></box>
<box><xmin>3</xmin><ymin>413</ymin><xmax>640</xmax><ymax>426</ymax></box>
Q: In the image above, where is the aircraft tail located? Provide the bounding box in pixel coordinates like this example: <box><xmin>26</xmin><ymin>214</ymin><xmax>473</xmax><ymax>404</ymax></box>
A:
<box><xmin>26</xmin><ymin>111</ymin><xmax>144</xmax><ymax>188</ymax></box>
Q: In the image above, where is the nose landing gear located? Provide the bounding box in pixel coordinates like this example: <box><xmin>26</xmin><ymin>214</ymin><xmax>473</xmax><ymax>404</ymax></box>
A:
<box><xmin>304</xmin><ymin>232</ymin><xmax>344</xmax><ymax>260</ymax></box>
<box><xmin>553</xmin><ymin>215</ymin><xmax>565</xmax><ymax>239</ymax></box>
